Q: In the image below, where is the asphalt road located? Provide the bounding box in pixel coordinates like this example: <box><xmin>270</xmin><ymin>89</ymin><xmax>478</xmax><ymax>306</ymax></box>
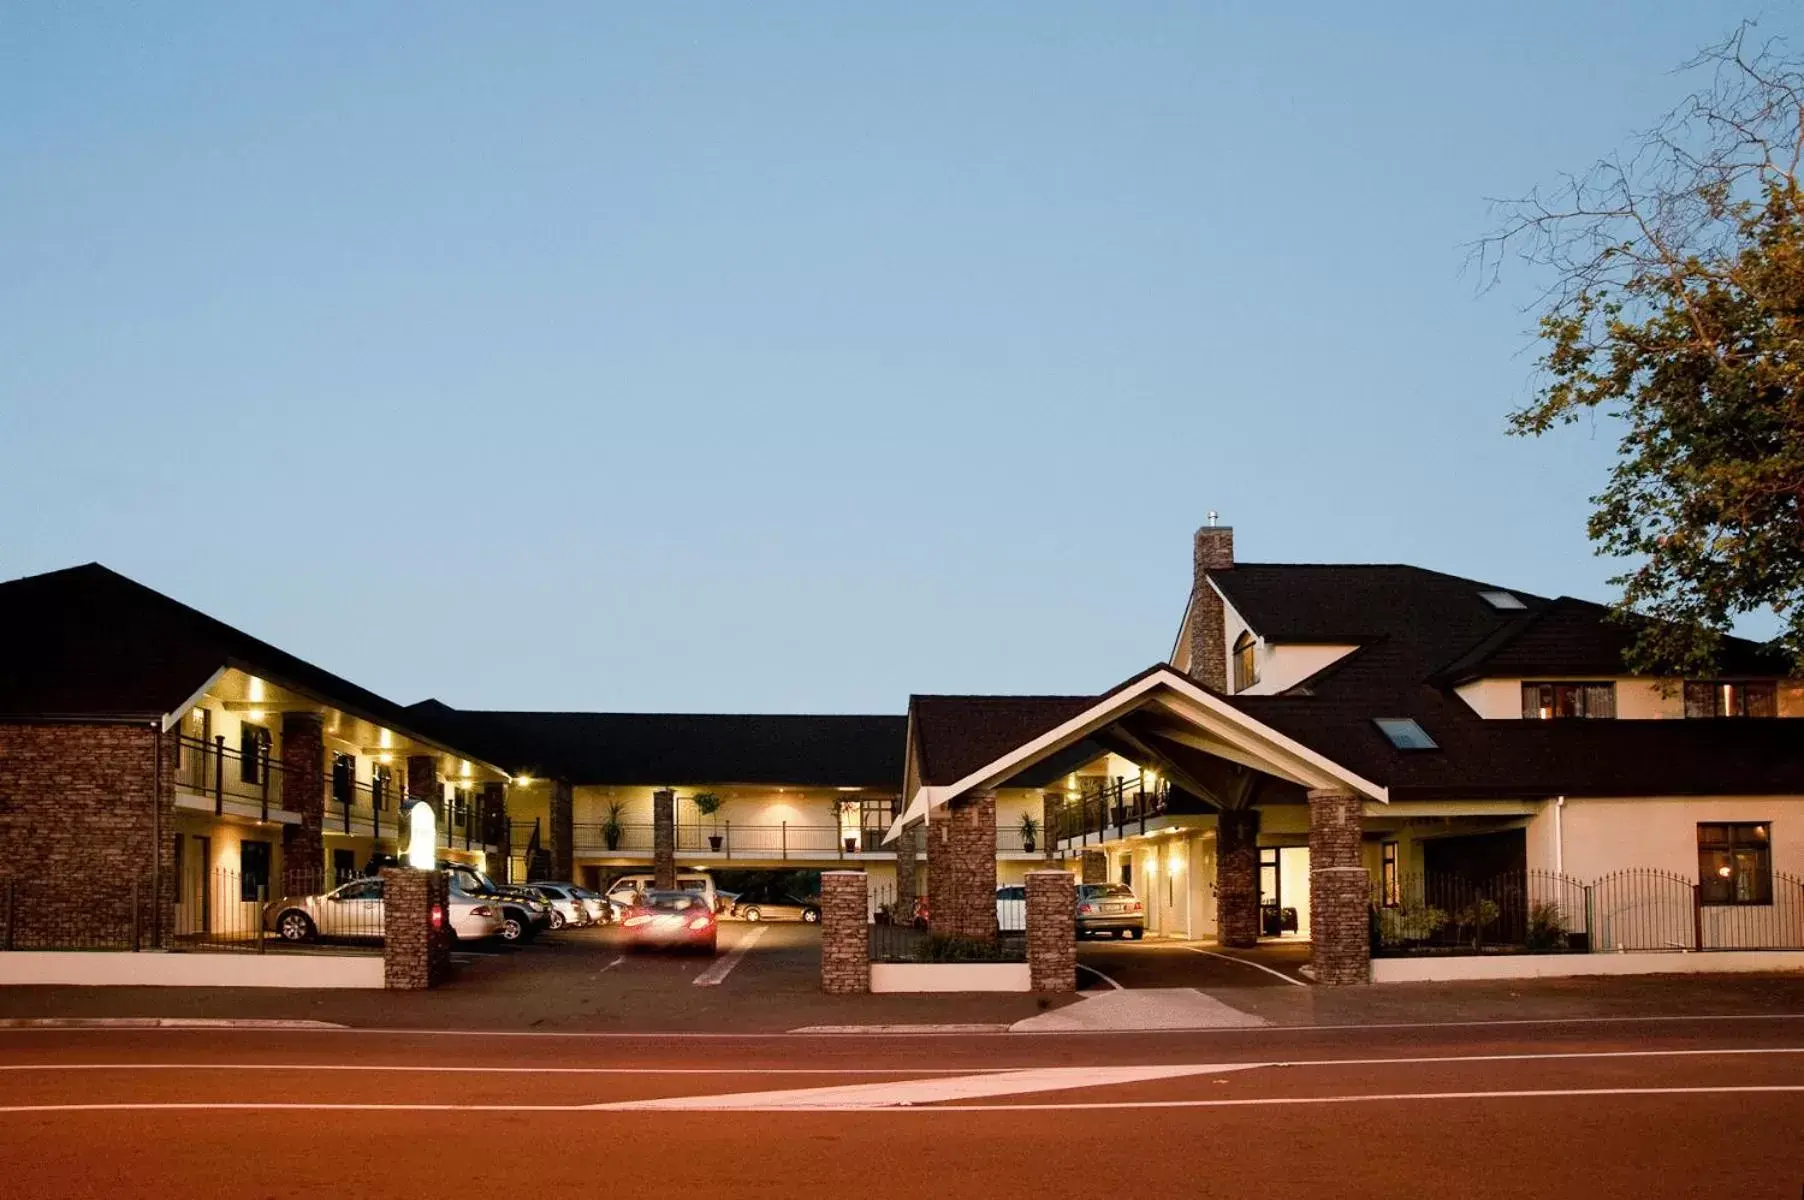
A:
<box><xmin>3</xmin><ymin>1017</ymin><xmax>1802</xmax><ymax>1197</ymax></box>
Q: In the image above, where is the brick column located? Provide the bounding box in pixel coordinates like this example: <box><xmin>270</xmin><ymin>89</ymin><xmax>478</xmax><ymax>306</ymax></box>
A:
<box><xmin>1081</xmin><ymin>850</ymin><xmax>1106</xmax><ymax>884</ymax></box>
<box><xmin>550</xmin><ymin>778</ymin><xmax>574</xmax><ymax>882</ymax></box>
<box><xmin>280</xmin><ymin>713</ymin><xmax>325</xmax><ymax>889</ymax></box>
<box><xmin>1216</xmin><ymin>806</ymin><xmax>1260</xmax><ymax>948</ymax></box>
<box><xmin>382</xmin><ymin>867</ymin><xmax>450</xmax><ymax>989</ymax></box>
<box><xmin>1186</xmin><ymin>524</ymin><xmax>1233</xmax><ymax>692</ymax></box>
<box><xmin>1041</xmin><ymin>792</ymin><xmax>1061</xmax><ymax>862</ymax></box>
<box><xmin>652</xmin><ymin>787</ymin><xmax>676</xmax><ymax>889</ymax></box>
<box><xmin>894</xmin><ymin>823</ymin><xmax>918</xmax><ymax>913</ymax></box>
<box><xmin>819</xmin><ymin>870</ymin><xmax>870</xmax><ymax>994</ymax></box>
<box><xmin>930</xmin><ymin>788</ymin><xmax>996</xmax><ymax>942</ymax></box>
<box><xmin>1308</xmin><ymin>788</ymin><xmax>1369</xmax><ymax>986</ymax></box>
<box><xmin>406</xmin><ymin>755</ymin><xmax>440</xmax><ymax>864</ymax></box>
<box><xmin>1026</xmin><ymin>870</ymin><xmax>1076</xmax><ymax>993</ymax></box>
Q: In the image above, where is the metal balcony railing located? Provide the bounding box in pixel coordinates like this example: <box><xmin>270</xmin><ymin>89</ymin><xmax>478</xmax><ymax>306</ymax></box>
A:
<box><xmin>569</xmin><ymin>821</ymin><xmax>891</xmax><ymax>860</ymax></box>
<box><xmin>1052</xmin><ymin>777</ymin><xmax>1170</xmax><ymax>846</ymax></box>
<box><xmin>173</xmin><ymin>735</ymin><xmax>285</xmax><ymax>821</ymax></box>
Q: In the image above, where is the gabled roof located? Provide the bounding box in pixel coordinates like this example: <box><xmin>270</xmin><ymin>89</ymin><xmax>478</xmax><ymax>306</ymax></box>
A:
<box><xmin>1211</xmin><ymin>563</ymin><xmax>1547</xmax><ymax>652</ymax></box>
<box><xmin>0</xmin><ymin>565</ymin><xmax>498</xmax><ymax>766</ymax></box>
<box><xmin>403</xmin><ymin>704</ymin><xmax>907</xmax><ymax>789</ymax></box>
<box><xmin>909</xmin><ymin>694</ymin><xmax>1096</xmax><ymax>788</ymax></box>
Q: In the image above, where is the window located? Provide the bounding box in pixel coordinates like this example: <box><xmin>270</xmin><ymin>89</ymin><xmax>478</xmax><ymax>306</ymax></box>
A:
<box><xmin>1698</xmin><ymin>822</ymin><xmax>1773</xmax><ymax>905</ymax></box>
<box><xmin>1520</xmin><ymin>682</ymin><xmax>1617</xmax><ymax>719</ymax></box>
<box><xmin>1374</xmin><ymin>718</ymin><xmax>1438</xmax><ymax>750</ymax></box>
<box><xmin>239</xmin><ymin>840</ymin><xmax>271</xmax><ymax>902</ymax></box>
<box><xmin>1685</xmin><ymin>681</ymin><xmax>1778</xmax><ymax>719</ymax></box>
<box><xmin>1381</xmin><ymin>841</ymin><xmax>1400</xmax><ymax>907</ymax></box>
<box><xmin>336</xmin><ymin>878</ymin><xmax>382</xmax><ymax>902</ymax></box>
<box><xmin>332</xmin><ymin>848</ymin><xmax>356</xmax><ymax>884</ymax></box>
<box><xmin>331</xmin><ymin>754</ymin><xmax>355</xmax><ymax>807</ymax></box>
<box><xmin>239</xmin><ymin>723</ymin><xmax>272</xmax><ymax>784</ymax></box>
<box><xmin>370</xmin><ymin>763</ymin><xmax>391</xmax><ymax>810</ymax></box>
<box><xmin>1478</xmin><ymin>589</ymin><xmax>1527</xmax><ymax>610</ymax></box>
<box><xmin>1232</xmin><ymin>632</ymin><xmax>1258</xmax><ymax>693</ymax></box>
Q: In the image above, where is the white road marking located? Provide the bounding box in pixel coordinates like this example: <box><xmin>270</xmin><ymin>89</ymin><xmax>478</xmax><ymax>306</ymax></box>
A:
<box><xmin>1178</xmin><ymin>945</ymin><xmax>1309</xmax><ymax>987</ymax></box>
<box><xmin>596</xmin><ymin>955</ymin><xmax>626</xmax><ymax>975</ymax></box>
<box><xmin>693</xmin><ymin>925</ymin><xmax>768</xmax><ymax>987</ymax></box>
<box><xmin>1076</xmin><ymin>963</ymin><xmax>1124</xmax><ymax>991</ymax></box>
<box><xmin>0</xmin><ymin>1018</ymin><xmax>347</xmax><ymax>1030</ymax></box>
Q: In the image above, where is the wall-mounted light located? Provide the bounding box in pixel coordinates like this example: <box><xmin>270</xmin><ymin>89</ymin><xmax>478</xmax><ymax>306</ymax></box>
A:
<box><xmin>246</xmin><ymin>709</ymin><xmax>265</xmax><ymax>722</ymax></box>
<box><xmin>514</xmin><ymin>775</ymin><xmax>533</xmax><ymax>787</ymax></box>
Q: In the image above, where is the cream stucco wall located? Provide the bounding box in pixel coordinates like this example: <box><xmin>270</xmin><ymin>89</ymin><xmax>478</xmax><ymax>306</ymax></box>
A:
<box><xmin>1457</xmin><ymin>676</ymin><xmax>1804</xmax><ymax>719</ymax></box>
<box><xmin>1529</xmin><ymin>795</ymin><xmax>1804</xmax><ymax>882</ymax></box>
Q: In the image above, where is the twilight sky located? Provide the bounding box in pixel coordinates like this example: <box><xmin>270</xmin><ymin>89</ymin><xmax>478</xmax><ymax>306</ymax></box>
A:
<box><xmin>0</xmin><ymin>2</ymin><xmax>1781</xmax><ymax>713</ymax></box>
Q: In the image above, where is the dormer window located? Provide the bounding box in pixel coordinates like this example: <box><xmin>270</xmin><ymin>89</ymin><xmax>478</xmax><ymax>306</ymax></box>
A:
<box><xmin>1232</xmin><ymin>632</ymin><xmax>1258</xmax><ymax>693</ymax></box>
<box><xmin>1685</xmin><ymin>681</ymin><xmax>1778</xmax><ymax>718</ymax></box>
<box><xmin>1521</xmin><ymin>682</ymin><xmax>1616</xmax><ymax>719</ymax></box>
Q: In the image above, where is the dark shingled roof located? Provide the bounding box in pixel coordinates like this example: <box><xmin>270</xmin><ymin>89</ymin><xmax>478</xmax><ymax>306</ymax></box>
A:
<box><xmin>909</xmin><ymin>695</ymin><xmax>1097</xmax><ymax>787</ymax></box>
<box><xmin>0</xmin><ymin>564</ymin><xmax>468</xmax><ymax>755</ymax></box>
<box><xmin>404</xmin><ymin>705</ymin><xmax>907</xmax><ymax>789</ymax></box>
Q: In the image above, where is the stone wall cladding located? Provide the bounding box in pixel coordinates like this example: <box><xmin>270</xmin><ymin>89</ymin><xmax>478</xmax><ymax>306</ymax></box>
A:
<box><xmin>1186</xmin><ymin>525</ymin><xmax>1233</xmax><ymax>692</ymax></box>
<box><xmin>932</xmin><ymin>789</ymin><xmax>996</xmax><ymax>941</ymax></box>
<box><xmin>1216</xmin><ymin>807</ymin><xmax>1261</xmax><ymax>948</ymax></box>
<box><xmin>652</xmin><ymin>788</ymin><xmax>676</xmax><ymax>889</ymax></box>
<box><xmin>1026</xmin><ymin>870</ymin><xmax>1076</xmax><ymax>993</ymax></box>
<box><xmin>1041</xmin><ymin>792</ymin><xmax>1061</xmax><ymax>862</ymax></box>
<box><xmin>819</xmin><ymin>870</ymin><xmax>870</xmax><ymax>994</ymax></box>
<box><xmin>280</xmin><ymin>713</ymin><xmax>325</xmax><ymax>886</ymax></box>
<box><xmin>550</xmin><ymin>778</ymin><xmax>574</xmax><ymax>882</ymax></box>
<box><xmin>0</xmin><ymin>721</ymin><xmax>174</xmax><ymax>949</ymax></box>
<box><xmin>406</xmin><ymin>755</ymin><xmax>440</xmax><ymax>815</ymax></box>
<box><xmin>1308</xmin><ymin>789</ymin><xmax>1370</xmax><ymax>986</ymax></box>
<box><xmin>382</xmin><ymin>867</ymin><xmax>450</xmax><ymax>989</ymax></box>
<box><xmin>1081</xmin><ymin>850</ymin><xmax>1106</xmax><ymax>884</ymax></box>
<box><xmin>894</xmin><ymin>823</ymin><xmax>918</xmax><ymax>912</ymax></box>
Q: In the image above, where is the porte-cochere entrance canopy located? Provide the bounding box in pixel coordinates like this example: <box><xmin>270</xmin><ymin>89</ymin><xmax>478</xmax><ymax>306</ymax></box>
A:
<box><xmin>887</xmin><ymin>665</ymin><xmax>1387</xmax><ymax>986</ymax></box>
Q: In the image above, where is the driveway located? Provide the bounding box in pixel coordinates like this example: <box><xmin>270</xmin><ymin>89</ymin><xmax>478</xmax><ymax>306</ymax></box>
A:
<box><xmin>1077</xmin><ymin>937</ymin><xmax>1312</xmax><ymax>990</ymax></box>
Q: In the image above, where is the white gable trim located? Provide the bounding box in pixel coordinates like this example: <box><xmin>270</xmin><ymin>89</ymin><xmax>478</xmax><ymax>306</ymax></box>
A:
<box><xmin>161</xmin><ymin>666</ymin><xmax>227</xmax><ymax>733</ymax></box>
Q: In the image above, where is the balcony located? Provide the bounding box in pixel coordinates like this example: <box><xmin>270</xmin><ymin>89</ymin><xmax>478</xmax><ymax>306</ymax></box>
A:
<box><xmin>172</xmin><ymin>735</ymin><xmax>292</xmax><ymax>824</ymax></box>
<box><xmin>1053</xmin><ymin>777</ymin><xmax>1174</xmax><ymax>846</ymax></box>
<box><xmin>570</xmin><ymin>821</ymin><xmax>894</xmax><ymax>862</ymax></box>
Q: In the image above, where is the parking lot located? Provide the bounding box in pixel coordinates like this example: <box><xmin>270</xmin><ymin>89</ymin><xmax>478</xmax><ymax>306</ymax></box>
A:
<box><xmin>1077</xmin><ymin>937</ymin><xmax>1313</xmax><ymax>990</ymax></box>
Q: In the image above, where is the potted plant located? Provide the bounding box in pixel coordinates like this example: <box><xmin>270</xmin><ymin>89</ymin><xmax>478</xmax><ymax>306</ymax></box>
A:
<box><xmin>601</xmin><ymin>799</ymin><xmax>625</xmax><ymax>852</ymax></box>
<box><xmin>1019</xmin><ymin>813</ymin><xmax>1039</xmax><ymax>854</ymax></box>
<box><xmin>829</xmin><ymin>797</ymin><xmax>859</xmax><ymax>852</ymax></box>
<box><xmin>694</xmin><ymin>791</ymin><xmax>724</xmax><ymax>851</ymax></box>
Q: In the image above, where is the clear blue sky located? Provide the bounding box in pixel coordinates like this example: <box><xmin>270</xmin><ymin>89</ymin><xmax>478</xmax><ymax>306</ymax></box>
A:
<box><xmin>0</xmin><ymin>2</ymin><xmax>1780</xmax><ymax>712</ymax></box>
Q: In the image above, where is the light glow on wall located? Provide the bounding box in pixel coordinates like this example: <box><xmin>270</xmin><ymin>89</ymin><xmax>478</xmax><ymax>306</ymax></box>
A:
<box><xmin>407</xmin><ymin>803</ymin><xmax>437</xmax><ymax>870</ymax></box>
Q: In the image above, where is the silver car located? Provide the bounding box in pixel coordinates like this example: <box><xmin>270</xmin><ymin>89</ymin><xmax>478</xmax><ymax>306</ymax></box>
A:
<box><xmin>528</xmin><ymin>882</ymin><xmax>593</xmax><ymax>930</ymax></box>
<box><xmin>264</xmin><ymin>876</ymin><xmax>505</xmax><ymax>943</ymax></box>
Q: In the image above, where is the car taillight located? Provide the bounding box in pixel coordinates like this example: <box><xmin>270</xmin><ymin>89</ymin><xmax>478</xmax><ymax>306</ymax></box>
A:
<box><xmin>1078</xmin><ymin>903</ymin><xmax>1097</xmax><ymax>914</ymax></box>
<box><xmin>430</xmin><ymin>905</ymin><xmax>444</xmax><ymax>930</ymax></box>
<box><xmin>471</xmin><ymin>905</ymin><xmax>495</xmax><ymax>918</ymax></box>
<box><xmin>1128</xmin><ymin>901</ymin><xmax>1143</xmax><ymax>912</ymax></box>
<box><xmin>624</xmin><ymin>915</ymin><xmax>652</xmax><ymax>927</ymax></box>
<box><xmin>688</xmin><ymin>916</ymin><xmax>713</xmax><ymax>930</ymax></box>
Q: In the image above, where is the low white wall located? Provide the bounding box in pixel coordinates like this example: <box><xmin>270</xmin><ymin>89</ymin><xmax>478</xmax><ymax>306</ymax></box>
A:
<box><xmin>1373</xmin><ymin>950</ymin><xmax>1804</xmax><ymax>984</ymax></box>
<box><xmin>870</xmin><ymin>962</ymin><xmax>1031</xmax><ymax>993</ymax></box>
<box><xmin>0</xmin><ymin>951</ymin><xmax>384</xmax><ymax>989</ymax></box>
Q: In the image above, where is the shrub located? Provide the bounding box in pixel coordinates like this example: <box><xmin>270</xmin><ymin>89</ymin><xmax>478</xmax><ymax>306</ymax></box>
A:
<box><xmin>1378</xmin><ymin>904</ymin><xmax>1447</xmax><ymax>944</ymax></box>
<box><xmin>1453</xmin><ymin>898</ymin><xmax>1503</xmax><ymax>950</ymax></box>
<box><xmin>1527</xmin><ymin>901</ymin><xmax>1569</xmax><ymax>950</ymax></box>
<box><xmin>919</xmin><ymin>934</ymin><xmax>1019</xmax><ymax>963</ymax></box>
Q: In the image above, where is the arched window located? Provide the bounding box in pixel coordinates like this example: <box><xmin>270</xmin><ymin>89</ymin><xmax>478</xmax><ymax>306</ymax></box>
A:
<box><xmin>1232</xmin><ymin>632</ymin><xmax>1258</xmax><ymax>693</ymax></box>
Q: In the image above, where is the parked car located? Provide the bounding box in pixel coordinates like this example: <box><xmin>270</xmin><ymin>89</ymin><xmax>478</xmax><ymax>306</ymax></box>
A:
<box><xmin>1076</xmin><ymin>882</ymin><xmax>1144</xmax><ymax>939</ymax></box>
<box><xmin>607</xmin><ymin>871</ymin><xmax>720</xmax><ymax>915</ymax></box>
<box><xmin>442</xmin><ymin>863</ymin><xmax>553</xmax><ymax>943</ymax></box>
<box><xmin>995</xmin><ymin>884</ymin><xmax>1027</xmax><ymax>933</ymax></box>
<box><xmin>527</xmin><ymin>882</ymin><xmax>593</xmax><ymax>930</ymax></box>
<box><xmin>572</xmin><ymin>884</ymin><xmax>613</xmax><ymax>925</ymax></box>
<box><xmin>729</xmin><ymin>885</ymin><xmax>821</xmax><ymax>923</ymax></box>
<box><xmin>263</xmin><ymin>875</ymin><xmax>505</xmax><ymax>943</ymax></box>
<box><xmin>620</xmin><ymin>890</ymin><xmax>718</xmax><ymax>954</ymax></box>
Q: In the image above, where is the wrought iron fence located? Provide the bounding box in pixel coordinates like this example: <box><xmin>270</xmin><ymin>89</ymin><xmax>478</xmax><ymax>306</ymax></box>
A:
<box><xmin>867</xmin><ymin>882</ymin><xmax>1026</xmax><ymax>963</ymax></box>
<box><xmin>1372</xmin><ymin>866</ymin><xmax>1804</xmax><ymax>957</ymax></box>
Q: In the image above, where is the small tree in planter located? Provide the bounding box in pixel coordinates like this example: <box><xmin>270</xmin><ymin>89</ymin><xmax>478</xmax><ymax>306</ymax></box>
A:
<box><xmin>1019</xmin><ymin>813</ymin><xmax>1039</xmax><ymax>854</ymax></box>
<box><xmin>693</xmin><ymin>792</ymin><xmax>724</xmax><ymax>851</ymax></box>
<box><xmin>828</xmin><ymin>797</ymin><xmax>859</xmax><ymax>852</ymax></box>
<box><xmin>601</xmin><ymin>799</ymin><xmax>626</xmax><ymax>852</ymax></box>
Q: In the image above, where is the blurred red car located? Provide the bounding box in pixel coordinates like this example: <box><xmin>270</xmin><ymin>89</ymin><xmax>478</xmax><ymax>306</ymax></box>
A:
<box><xmin>621</xmin><ymin>890</ymin><xmax>718</xmax><ymax>954</ymax></box>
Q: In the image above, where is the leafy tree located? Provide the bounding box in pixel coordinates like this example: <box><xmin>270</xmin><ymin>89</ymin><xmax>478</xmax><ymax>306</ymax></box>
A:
<box><xmin>1479</xmin><ymin>26</ymin><xmax>1804</xmax><ymax>675</ymax></box>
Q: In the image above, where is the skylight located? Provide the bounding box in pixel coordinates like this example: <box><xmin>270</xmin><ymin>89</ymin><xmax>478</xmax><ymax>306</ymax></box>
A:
<box><xmin>1478</xmin><ymin>590</ymin><xmax>1527</xmax><ymax>611</ymax></box>
<box><xmin>1374</xmin><ymin>718</ymin><xmax>1438</xmax><ymax>750</ymax></box>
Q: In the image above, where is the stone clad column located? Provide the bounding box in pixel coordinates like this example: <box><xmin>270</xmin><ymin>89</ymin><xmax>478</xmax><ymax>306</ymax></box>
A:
<box><xmin>1081</xmin><ymin>850</ymin><xmax>1106</xmax><ymax>884</ymax></box>
<box><xmin>931</xmin><ymin>788</ymin><xmax>996</xmax><ymax>942</ymax></box>
<box><xmin>550</xmin><ymin>778</ymin><xmax>574</xmax><ymax>882</ymax></box>
<box><xmin>819</xmin><ymin>870</ymin><xmax>871</xmax><ymax>994</ymax></box>
<box><xmin>894</xmin><ymin>823</ymin><xmax>919</xmax><ymax>913</ymax></box>
<box><xmin>1041</xmin><ymin>791</ymin><xmax>1061</xmax><ymax>862</ymax></box>
<box><xmin>382</xmin><ymin>867</ymin><xmax>450</xmax><ymax>989</ymax></box>
<box><xmin>652</xmin><ymin>787</ymin><xmax>676</xmax><ymax>889</ymax></box>
<box><xmin>280</xmin><ymin>713</ymin><xmax>325</xmax><ymax>889</ymax></box>
<box><xmin>1026</xmin><ymin>870</ymin><xmax>1076</xmax><ymax>993</ymax></box>
<box><xmin>1216</xmin><ymin>807</ymin><xmax>1261</xmax><ymax>948</ymax></box>
<box><xmin>1308</xmin><ymin>789</ymin><xmax>1369</xmax><ymax>986</ymax></box>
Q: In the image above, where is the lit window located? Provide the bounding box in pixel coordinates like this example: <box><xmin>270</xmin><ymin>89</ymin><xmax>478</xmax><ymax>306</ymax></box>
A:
<box><xmin>1479</xmin><ymin>590</ymin><xmax>1527</xmax><ymax>610</ymax></box>
<box><xmin>1380</xmin><ymin>841</ymin><xmax>1400</xmax><ymax>907</ymax></box>
<box><xmin>1374</xmin><ymin>718</ymin><xmax>1437</xmax><ymax>750</ymax></box>
<box><xmin>1698</xmin><ymin>822</ymin><xmax>1773</xmax><ymax>905</ymax></box>
<box><xmin>1232</xmin><ymin>632</ymin><xmax>1258</xmax><ymax>693</ymax></box>
<box><xmin>1520</xmin><ymin>682</ymin><xmax>1616</xmax><ymax>719</ymax></box>
<box><xmin>1684</xmin><ymin>681</ymin><xmax>1778</xmax><ymax>718</ymax></box>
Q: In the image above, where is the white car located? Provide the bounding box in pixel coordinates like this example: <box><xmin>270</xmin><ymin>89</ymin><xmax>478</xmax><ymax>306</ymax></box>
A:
<box><xmin>265</xmin><ymin>875</ymin><xmax>506</xmax><ymax>943</ymax></box>
<box><xmin>996</xmin><ymin>884</ymin><xmax>1027</xmax><ymax>933</ymax></box>
<box><xmin>607</xmin><ymin>871</ymin><xmax>720</xmax><ymax>915</ymax></box>
<box><xmin>528</xmin><ymin>882</ymin><xmax>594</xmax><ymax>930</ymax></box>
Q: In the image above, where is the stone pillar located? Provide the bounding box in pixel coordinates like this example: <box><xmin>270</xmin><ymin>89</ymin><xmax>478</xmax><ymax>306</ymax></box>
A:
<box><xmin>406</xmin><ymin>754</ymin><xmax>441</xmax><ymax>865</ymax></box>
<box><xmin>894</xmin><ymin>823</ymin><xmax>918</xmax><ymax>913</ymax></box>
<box><xmin>1026</xmin><ymin>870</ymin><xmax>1077</xmax><ymax>993</ymax></box>
<box><xmin>819</xmin><ymin>870</ymin><xmax>870</xmax><ymax>995</ymax></box>
<box><xmin>1308</xmin><ymin>789</ymin><xmax>1369</xmax><ymax>986</ymax></box>
<box><xmin>930</xmin><ymin>788</ymin><xmax>996</xmax><ymax>942</ymax></box>
<box><xmin>280</xmin><ymin>713</ymin><xmax>325</xmax><ymax>889</ymax></box>
<box><xmin>1216</xmin><ymin>807</ymin><xmax>1261</xmax><ymax>948</ymax></box>
<box><xmin>1081</xmin><ymin>850</ymin><xmax>1106</xmax><ymax>884</ymax></box>
<box><xmin>1041</xmin><ymin>791</ymin><xmax>1061</xmax><ymax>862</ymax></box>
<box><xmin>550</xmin><ymin>778</ymin><xmax>574</xmax><ymax>882</ymax></box>
<box><xmin>382</xmin><ymin>867</ymin><xmax>450</xmax><ymax>989</ymax></box>
<box><xmin>1186</xmin><ymin>524</ymin><xmax>1234</xmax><ymax>692</ymax></box>
<box><xmin>652</xmin><ymin>787</ymin><xmax>676</xmax><ymax>890</ymax></box>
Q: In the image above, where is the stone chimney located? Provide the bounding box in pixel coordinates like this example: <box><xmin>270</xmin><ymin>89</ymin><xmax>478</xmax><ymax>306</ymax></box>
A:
<box><xmin>1186</xmin><ymin>519</ymin><xmax>1233</xmax><ymax>692</ymax></box>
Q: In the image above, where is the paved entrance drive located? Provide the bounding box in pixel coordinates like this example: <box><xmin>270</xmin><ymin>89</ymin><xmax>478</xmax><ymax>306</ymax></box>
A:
<box><xmin>1078</xmin><ymin>938</ymin><xmax>1311</xmax><ymax>991</ymax></box>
